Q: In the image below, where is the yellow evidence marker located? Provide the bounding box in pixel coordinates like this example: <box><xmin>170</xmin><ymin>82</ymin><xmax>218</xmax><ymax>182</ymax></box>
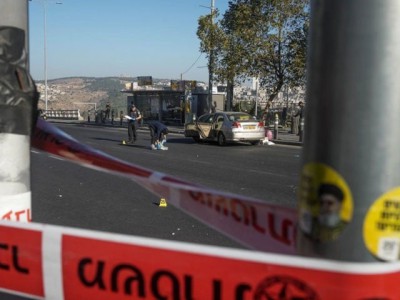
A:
<box><xmin>159</xmin><ymin>198</ymin><xmax>167</xmax><ymax>207</ymax></box>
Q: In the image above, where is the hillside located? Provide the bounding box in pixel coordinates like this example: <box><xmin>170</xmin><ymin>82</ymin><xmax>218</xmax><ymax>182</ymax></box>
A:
<box><xmin>34</xmin><ymin>77</ymin><xmax>169</xmax><ymax>114</ymax></box>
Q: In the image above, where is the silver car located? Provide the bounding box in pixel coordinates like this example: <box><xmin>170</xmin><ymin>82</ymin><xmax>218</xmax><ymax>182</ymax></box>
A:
<box><xmin>184</xmin><ymin>112</ymin><xmax>265</xmax><ymax>146</ymax></box>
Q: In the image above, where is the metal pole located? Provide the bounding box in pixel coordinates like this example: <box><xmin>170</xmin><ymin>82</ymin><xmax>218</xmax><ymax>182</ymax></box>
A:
<box><xmin>0</xmin><ymin>0</ymin><xmax>37</xmax><ymax>222</ymax></box>
<box><xmin>0</xmin><ymin>1</ymin><xmax>29</xmax><ymax>37</ymax></box>
<box><xmin>39</xmin><ymin>0</ymin><xmax>62</xmax><ymax>111</ymax></box>
<box><xmin>255</xmin><ymin>77</ymin><xmax>258</xmax><ymax>117</ymax></box>
<box><xmin>44</xmin><ymin>0</ymin><xmax>48</xmax><ymax>111</ymax></box>
<box><xmin>297</xmin><ymin>0</ymin><xmax>400</xmax><ymax>262</ymax></box>
<box><xmin>0</xmin><ymin>0</ymin><xmax>29</xmax><ymax>66</ymax></box>
<box><xmin>208</xmin><ymin>0</ymin><xmax>214</xmax><ymax>112</ymax></box>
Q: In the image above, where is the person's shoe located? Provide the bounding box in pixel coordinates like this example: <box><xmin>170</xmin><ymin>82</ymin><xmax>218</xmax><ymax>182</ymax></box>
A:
<box><xmin>151</xmin><ymin>144</ymin><xmax>157</xmax><ymax>150</ymax></box>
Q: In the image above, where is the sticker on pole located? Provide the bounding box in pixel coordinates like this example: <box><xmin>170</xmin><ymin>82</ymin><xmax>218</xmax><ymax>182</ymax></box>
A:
<box><xmin>298</xmin><ymin>163</ymin><xmax>353</xmax><ymax>242</ymax></box>
<box><xmin>364</xmin><ymin>187</ymin><xmax>400</xmax><ymax>261</ymax></box>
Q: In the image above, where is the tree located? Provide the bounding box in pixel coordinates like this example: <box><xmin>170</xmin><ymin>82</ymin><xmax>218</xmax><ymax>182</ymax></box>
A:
<box><xmin>219</xmin><ymin>0</ymin><xmax>271</xmax><ymax>108</ymax></box>
<box><xmin>197</xmin><ymin>0</ymin><xmax>309</xmax><ymax>104</ymax></box>
<box><xmin>246</xmin><ymin>0</ymin><xmax>309</xmax><ymax>101</ymax></box>
<box><xmin>197</xmin><ymin>5</ymin><xmax>251</xmax><ymax>110</ymax></box>
<box><xmin>197</xmin><ymin>9</ymin><xmax>224</xmax><ymax>110</ymax></box>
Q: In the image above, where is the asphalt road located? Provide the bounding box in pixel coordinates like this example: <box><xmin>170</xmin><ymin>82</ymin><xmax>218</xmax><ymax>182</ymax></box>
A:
<box><xmin>30</xmin><ymin>123</ymin><xmax>303</xmax><ymax>245</ymax></box>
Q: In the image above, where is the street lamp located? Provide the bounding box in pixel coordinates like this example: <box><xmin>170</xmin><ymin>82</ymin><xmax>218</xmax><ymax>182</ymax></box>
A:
<box><xmin>43</xmin><ymin>0</ymin><xmax>62</xmax><ymax>111</ymax></box>
<box><xmin>30</xmin><ymin>0</ymin><xmax>62</xmax><ymax>111</ymax></box>
<box><xmin>200</xmin><ymin>0</ymin><xmax>215</xmax><ymax>111</ymax></box>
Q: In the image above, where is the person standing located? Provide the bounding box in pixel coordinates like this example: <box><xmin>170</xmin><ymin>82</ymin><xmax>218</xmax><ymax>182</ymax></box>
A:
<box><xmin>105</xmin><ymin>102</ymin><xmax>111</xmax><ymax>120</ymax></box>
<box><xmin>293</xmin><ymin>101</ymin><xmax>304</xmax><ymax>135</ymax></box>
<box><xmin>262</xmin><ymin>102</ymin><xmax>272</xmax><ymax>127</ymax></box>
<box><xmin>120</xmin><ymin>110</ymin><xmax>124</xmax><ymax>126</ymax></box>
<box><xmin>282</xmin><ymin>107</ymin><xmax>287</xmax><ymax>126</ymax></box>
<box><xmin>211</xmin><ymin>101</ymin><xmax>217</xmax><ymax>113</ymax></box>
<box><xmin>127</xmin><ymin>105</ymin><xmax>141</xmax><ymax>143</ymax></box>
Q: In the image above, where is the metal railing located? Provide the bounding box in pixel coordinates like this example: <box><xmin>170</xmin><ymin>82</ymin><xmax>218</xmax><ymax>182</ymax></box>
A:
<box><xmin>44</xmin><ymin>109</ymin><xmax>80</xmax><ymax>120</ymax></box>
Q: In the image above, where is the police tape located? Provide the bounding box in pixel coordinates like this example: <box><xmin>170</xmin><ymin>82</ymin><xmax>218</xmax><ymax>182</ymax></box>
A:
<box><xmin>32</xmin><ymin>118</ymin><xmax>297</xmax><ymax>254</ymax></box>
<box><xmin>0</xmin><ymin>220</ymin><xmax>400</xmax><ymax>300</ymax></box>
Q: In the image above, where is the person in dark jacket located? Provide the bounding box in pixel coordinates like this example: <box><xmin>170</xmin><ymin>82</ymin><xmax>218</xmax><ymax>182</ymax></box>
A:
<box><xmin>127</xmin><ymin>105</ymin><xmax>142</xmax><ymax>143</ymax></box>
<box><xmin>148</xmin><ymin>121</ymin><xmax>169</xmax><ymax>150</ymax></box>
<box><xmin>293</xmin><ymin>101</ymin><xmax>304</xmax><ymax>135</ymax></box>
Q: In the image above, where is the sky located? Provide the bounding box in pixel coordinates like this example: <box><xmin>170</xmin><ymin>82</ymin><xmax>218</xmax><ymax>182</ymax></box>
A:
<box><xmin>28</xmin><ymin>0</ymin><xmax>229</xmax><ymax>83</ymax></box>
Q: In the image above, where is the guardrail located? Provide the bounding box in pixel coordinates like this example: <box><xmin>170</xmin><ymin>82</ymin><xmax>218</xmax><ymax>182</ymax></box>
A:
<box><xmin>44</xmin><ymin>109</ymin><xmax>81</xmax><ymax>120</ymax></box>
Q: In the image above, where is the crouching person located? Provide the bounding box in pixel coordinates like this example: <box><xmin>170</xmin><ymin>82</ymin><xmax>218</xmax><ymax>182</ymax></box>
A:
<box><xmin>148</xmin><ymin>121</ymin><xmax>169</xmax><ymax>150</ymax></box>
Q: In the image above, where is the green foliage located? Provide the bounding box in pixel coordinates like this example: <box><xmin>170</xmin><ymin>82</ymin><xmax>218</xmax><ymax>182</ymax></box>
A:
<box><xmin>197</xmin><ymin>0</ymin><xmax>310</xmax><ymax>102</ymax></box>
<box><xmin>233</xmin><ymin>102</ymin><xmax>240</xmax><ymax>112</ymax></box>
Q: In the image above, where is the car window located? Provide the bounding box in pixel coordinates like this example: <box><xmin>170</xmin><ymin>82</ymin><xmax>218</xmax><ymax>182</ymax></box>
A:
<box><xmin>198</xmin><ymin>114</ymin><xmax>214</xmax><ymax>123</ymax></box>
<box><xmin>227</xmin><ymin>113</ymin><xmax>251</xmax><ymax>121</ymax></box>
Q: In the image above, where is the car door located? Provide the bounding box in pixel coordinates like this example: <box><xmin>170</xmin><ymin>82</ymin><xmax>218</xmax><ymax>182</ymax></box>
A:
<box><xmin>196</xmin><ymin>114</ymin><xmax>214</xmax><ymax>139</ymax></box>
<box><xmin>211</xmin><ymin>113</ymin><xmax>224</xmax><ymax>140</ymax></box>
<box><xmin>184</xmin><ymin>113</ymin><xmax>198</xmax><ymax>137</ymax></box>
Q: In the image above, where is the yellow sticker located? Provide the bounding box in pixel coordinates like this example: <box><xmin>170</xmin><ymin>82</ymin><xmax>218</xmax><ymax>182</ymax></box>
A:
<box><xmin>364</xmin><ymin>187</ymin><xmax>400</xmax><ymax>261</ymax></box>
<box><xmin>298</xmin><ymin>163</ymin><xmax>353</xmax><ymax>242</ymax></box>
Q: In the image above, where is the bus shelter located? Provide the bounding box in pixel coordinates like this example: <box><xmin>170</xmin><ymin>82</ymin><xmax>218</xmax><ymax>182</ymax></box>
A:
<box><xmin>122</xmin><ymin>90</ymin><xmax>184</xmax><ymax>125</ymax></box>
<box><xmin>122</xmin><ymin>90</ymin><xmax>211</xmax><ymax>125</ymax></box>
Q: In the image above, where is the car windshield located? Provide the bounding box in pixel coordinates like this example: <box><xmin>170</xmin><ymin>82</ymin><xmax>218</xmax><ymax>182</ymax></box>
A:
<box><xmin>198</xmin><ymin>114</ymin><xmax>214</xmax><ymax>123</ymax></box>
<box><xmin>226</xmin><ymin>113</ymin><xmax>252</xmax><ymax>121</ymax></box>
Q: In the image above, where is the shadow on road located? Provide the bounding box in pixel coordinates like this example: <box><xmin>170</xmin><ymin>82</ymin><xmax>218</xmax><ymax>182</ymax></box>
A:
<box><xmin>166</xmin><ymin>138</ymin><xmax>196</xmax><ymax>144</ymax></box>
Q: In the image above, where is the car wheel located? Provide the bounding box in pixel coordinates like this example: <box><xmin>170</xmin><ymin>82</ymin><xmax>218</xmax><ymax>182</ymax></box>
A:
<box><xmin>217</xmin><ymin>132</ymin><xmax>226</xmax><ymax>146</ymax></box>
<box><xmin>193</xmin><ymin>136</ymin><xmax>200</xmax><ymax>143</ymax></box>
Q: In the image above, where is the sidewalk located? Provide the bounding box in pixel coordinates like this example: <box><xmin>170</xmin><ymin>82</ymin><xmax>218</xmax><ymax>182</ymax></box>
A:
<box><xmin>271</xmin><ymin>129</ymin><xmax>303</xmax><ymax>147</ymax></box>
<box><xmin>47</xmin><ymin>119</ymin><xmax>303</xmax><ymax>147</ymax></box>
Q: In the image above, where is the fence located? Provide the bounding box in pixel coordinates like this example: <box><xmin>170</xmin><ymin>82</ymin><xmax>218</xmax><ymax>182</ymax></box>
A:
<box><xmin>43</xmin><ymin>109</ymin><xmax>81</xmax><ymax>120</ymax></box>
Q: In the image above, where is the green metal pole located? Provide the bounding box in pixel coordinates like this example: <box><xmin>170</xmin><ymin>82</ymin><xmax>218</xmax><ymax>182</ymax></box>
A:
<box><xmin>297</xmin><ymin>0</ymin><xmax>400</xmax><ymax>262</ymax></box>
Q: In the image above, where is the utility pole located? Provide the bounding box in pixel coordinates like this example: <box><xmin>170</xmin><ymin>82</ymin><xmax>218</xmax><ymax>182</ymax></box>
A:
<box><xmin>0</xmin><ymin>1</ymin><xmax>29</xmax><ymax>55</ymax></box>
<box><xmin>42</xmin><ymin>0</ymin><xmax>62</xmax><ymax>111</ymax></box>
<box><xmin>43</xmin><ymin>0</ymin><xmax>48</xmax><ymax>110</ymax></box>
<box><xmin>30</xmin><ymin>0</ymin><xmax>63</xmax><ymax>111</ymax></box>
<box><xmin>297</xmin><ymin>0</ymin><xmax>400</xmax><ymax>262</ymax></box>
<box><xmin>0</xmin><ymin>0</ymin><xmax>37</xmax><ymax>221</ymax></box>
<box><xmin>255</xmin><ymin>77</ymin><xmax>259</xmax><ymax>117</ymax></box>
<box><xmin>208</xmin><ymin>0</ymin><xmax>215</xmax><ymax>112</ymax></box>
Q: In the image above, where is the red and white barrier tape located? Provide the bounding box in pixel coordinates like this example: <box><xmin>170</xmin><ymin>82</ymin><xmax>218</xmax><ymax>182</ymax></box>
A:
<box><xmin>32</xmin><ymin>119</ymin><xmax>297</xmax><ymax>255</ymax></box>
<box><xmin>0</xmin><ymin>220</ymin><xmax>399</xmax><ymax>300</ymax></box>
